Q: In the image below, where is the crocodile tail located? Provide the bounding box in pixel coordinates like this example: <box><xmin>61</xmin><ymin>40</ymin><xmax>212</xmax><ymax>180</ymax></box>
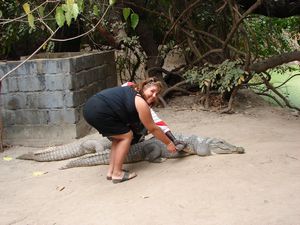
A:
<box><xmin>16</xmin><ymin>152</ymin><xmax>35</xmax><ymax>160</ymax></box>
<box><xmin>59</xmin><ymin>151</ymin><xmax>110</xmax><ymax>170</ymax></box>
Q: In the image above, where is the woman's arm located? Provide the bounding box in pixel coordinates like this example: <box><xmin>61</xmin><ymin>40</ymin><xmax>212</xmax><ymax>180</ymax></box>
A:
<box><xmin>135</xmin><ymin>96</ymin><xmax>176</xmax><ymax>152</ymax></box>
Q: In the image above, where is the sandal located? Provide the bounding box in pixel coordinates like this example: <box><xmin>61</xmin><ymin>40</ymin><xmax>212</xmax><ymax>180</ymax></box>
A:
<box><xmin>112</xmin><ymin>171</ymin><xmax>137</xmax><ymax>184</ymax></box>
<box><xmin>106</xmin><ymin>169</ymin><xmax>129</xmax><ymax>180</ymax></box>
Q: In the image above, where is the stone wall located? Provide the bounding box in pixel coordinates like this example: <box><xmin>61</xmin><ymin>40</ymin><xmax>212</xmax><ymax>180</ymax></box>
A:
<box><xmin>0</xmin><ymin>51</ymin><xmax>117</xmax><ymax>146</ymax></box>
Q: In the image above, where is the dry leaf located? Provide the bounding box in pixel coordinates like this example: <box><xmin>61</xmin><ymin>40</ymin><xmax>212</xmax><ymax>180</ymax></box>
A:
<box><xmin>3</xmin><ymin>156</ymin><xmax>13</xmax><ymax>161</ymax></box>
<box><xmin>32</xmin><ymin>171</ymin><xmax>48</xmax><ymax>176</ymax></box>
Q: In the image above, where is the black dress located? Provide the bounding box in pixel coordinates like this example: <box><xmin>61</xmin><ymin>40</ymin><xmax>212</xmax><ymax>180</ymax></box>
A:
<box><xmin>83</xmin><ymin>86</ymin><xmax>140</xmax><ymax>137</ymax></box>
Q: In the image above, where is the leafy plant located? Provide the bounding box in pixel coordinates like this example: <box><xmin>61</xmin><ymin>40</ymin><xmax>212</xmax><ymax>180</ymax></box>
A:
<box><xmin>184</xmin><ymin>59</ymin><xmax>246</xmax><ymax>94</ymax></box>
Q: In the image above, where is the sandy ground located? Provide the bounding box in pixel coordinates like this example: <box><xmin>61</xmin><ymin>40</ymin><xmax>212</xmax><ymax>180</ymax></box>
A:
<box><xmin>1</xmin><ymin>91</ymin><xmax>300</xmax><ymax>225</ymax></box>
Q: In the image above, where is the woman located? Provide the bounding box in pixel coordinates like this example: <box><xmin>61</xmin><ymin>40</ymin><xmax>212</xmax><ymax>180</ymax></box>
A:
<box><xmin>122</xmin><ymin>81</ymin><xmax>187</xmax><ymax>147</ymax></box>
<box><xmin>83</xmin><ymin>78</ymin><xmax>176</xmax><ymax>183</ymax></box>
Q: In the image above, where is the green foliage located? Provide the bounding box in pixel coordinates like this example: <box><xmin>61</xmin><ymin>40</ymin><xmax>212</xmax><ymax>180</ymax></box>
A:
<box><xmin>92</xmin><ymin>5</ymin><xmax>100</xmax><ymax>16</ymax></box>
<box><xmin>0</xmin><ymin>0</ymin><xmax>109</xmax><ymax>59</ymax></box>
<box><xmin>58</xmin><ymin>0</ymin><xmax>80</xmax><ymax>27</ymax></box>
<box><xmin>55</xmin><ymin>6</ymin><xmax>66</xmax><ymax>27</ymax></box>
<box><xmin>122</xmin><ymin>8</ymin><xmax>131</xmax><ymax>21</ymax></box>
<box><xmin>130</xmin><ymin>13</ymin><xmax>139</xmax><ymax>30</ymax></box>
<box><xmin>122</xmin><ymin>8</ymin><xmax>139</xmax><ymax>30</ymax></box>
<box><xmin>38</xmin><ymin>5</ymin><xmax>44</xmax><ymax>17</ymax></box>
<box><xmin>0</xmin><ymin>1</ymin><xmax>41</xmax><ymax>58</ymax></box>
<box><xmin>244</xmin><ymin>15</ymin><xmax>300</xmax><ymax>57</ymax></box>
<box><xmin>21</xmin><ymin>0</ymin><xmax>83</xmax><ymax>28</ymax></box>
<box><xmin>22</xmin><ymin>3</ymin><xmax>35</xmax><ymax>29</ymax></box>
<box><xmin>184</xmin><ymin>60</ymin><xmax>246</xmax><ymax>93</ymax></box>
<box><xmin>22</xmin><ymin>3</ymin><xmax>31</xmax><ymax>14</ymax></box>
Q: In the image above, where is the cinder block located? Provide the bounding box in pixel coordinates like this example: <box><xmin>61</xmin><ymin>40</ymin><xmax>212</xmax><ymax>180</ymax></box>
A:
<box><xmin>26</xmin><ymin>92</ymin><xmax>64</xmax><ymax>109</ymax></box>
<box><xmin>1</xmin><ymin>77</ymin><xmax>18</xmax><ymax>93</ymax></box>
<box><xmin>45</xmin><ymin>74</ymin><xmax>65</xmax><ymax>91</ymax></box>
<box><xmin>17</xmin><ymin>75</ymin><xmax>45</xmax><ymax>92</ymax></box>
<box><xmin>8</xmin><ymin>61</ymin><xmax>37</xmax><ymax>75</ymax></box>
<box><xmin>2</xmin><ymin>109</ymin><xmax>16</xmax><ymax>126</ymax></box>
<box><xmin>74</xmin><ymin>70</ymin><xmax>87</xmax><ymax>88</ymax></box>
<box><xmin>0</xmin><ymin>63</ymin><xmax>8</xmax><ymax>77</ymax></box>
<box><xmin>2</xmin><ymin>93</ymin><xmax>27</xmax><ymax>109</ymax></box>
<box><xmin>36</xmin><ymin>58</ymin><xmax>71</xmax><ymax>74</ymax></box>
<box><xmin>106</xmin><ymin>75</ymin><xmax>118</xmax><ymax>88</ymax></box>
<box><xmin>94</xmin><ymin>65</ymin><xmax>106</xmax><ymax>82</ymax></box>
<box><xmin>14</xmin><ymin>109</ymin><xmax>49</xmax><ymax>125</ymax></box>
<box><xmin>64</xmin><ymin>90</ymin><xmax>87</xmax><ymax>107</ymax></box>
<box><xmin>48</xmin><ymin>108</ymin><xmax>77</xmax><ymax>124</ymax></box>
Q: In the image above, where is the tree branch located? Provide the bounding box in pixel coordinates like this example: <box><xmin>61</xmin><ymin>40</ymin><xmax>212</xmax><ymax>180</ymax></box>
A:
<box><xmin>250</xmin><ymin>51</ymin><xmax>300</xmax><ymax>73</ymax></box>
<box><xmin>223</xmin><ymin>0</ymin><xmax>262</xmax><ymax>50</ymax></box>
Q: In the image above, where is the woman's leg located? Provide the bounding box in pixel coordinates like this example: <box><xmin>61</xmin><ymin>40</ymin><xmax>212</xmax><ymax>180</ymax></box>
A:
<box><xmin>109</xmin><ymin>131</ymin><xmax>136</xmax><ymax>180</ymax></box>
<box><xmin>107</xmin><ymin>140</ymin><xmax>117</xmax><ymax>178</ymax></box>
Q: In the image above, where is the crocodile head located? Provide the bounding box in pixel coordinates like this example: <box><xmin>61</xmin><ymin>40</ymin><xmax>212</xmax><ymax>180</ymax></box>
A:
<box><xmin>206</xmin><ymin>138</ymin><xmax>245</xmax><ymax>154</ymax></box>
<box><xmin>176</xmin><ymin>134</ymin><xmax>245</xmax><ymax>156</ymax></box>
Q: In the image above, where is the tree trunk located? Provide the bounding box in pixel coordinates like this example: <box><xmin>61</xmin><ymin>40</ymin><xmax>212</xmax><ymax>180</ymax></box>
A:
<box><xmin>124</xmin><ymin>0</ymin><xmax>165</xmax><ymax>81</ymax></box>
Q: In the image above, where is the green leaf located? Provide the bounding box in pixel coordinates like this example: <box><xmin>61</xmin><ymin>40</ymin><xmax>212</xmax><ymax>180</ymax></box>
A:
<box><xmin>109</xmin><ymin>0</ymin><xmax>116</xmax><ymax>5</ymax></box>
<box><xmin>93</xmin><ymin>5</ymin><xmax>99</xmax><ymax>16</ymax></box>
<box><xmin>123</xmin><ymin>8</ymin><xmax>131</xmax><ymax>21</ymax></box>
<box><xmin>27</xmin><ymin>13</ymin><xmax>35</xmax><ymax>29</ymax></box>
<box><xmin>65</xmin><ymin>11</ymin><xmax>72</xmax><ymax>26</ymax></box>
<box><xmin>62</xmin><ymin>4</ymin><xmax>68</xmax><ymax>12</ymax></box>
<box><xmin>38</xmin><ymin>6</ymin><xmax>44</xmax><ymax>17</ymax></box>
<box><xmin>130</xmin><ymin>13</ymin><xmax>139</xmax><ymax>30</ymax></box>
<box><xmin>71</xmin><ymin>3</ymin><xmax>79</xmax><ymax>20</ymax></box>
<box><xmin>77</xmin><ymin>0</ymin><xmax>84</xmax><ymax>12</ymax></box>
<box><xmin>0</xmin><ymin>10</ymin><xmax>2</xmax><ymax>18</ymax></box>
<box><xmin>55</xmin><ymin>6</ymin><xmax>65</xmax><ymax>27</ymax></box>
<box><xmin>23</xmin><ymin>3</ymin><xmax>31</xmax><ymax>15</ymax></box>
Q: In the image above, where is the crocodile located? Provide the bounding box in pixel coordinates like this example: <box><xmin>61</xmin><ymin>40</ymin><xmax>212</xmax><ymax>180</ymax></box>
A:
<box><xmin>17</xmin><ymin>134</ymin><xmax>245</xmax><ymax>170</ymax></box>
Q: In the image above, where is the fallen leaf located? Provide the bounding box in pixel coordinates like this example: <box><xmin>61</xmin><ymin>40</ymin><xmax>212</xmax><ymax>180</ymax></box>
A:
<box><xmin>3</xmin><ymin>156</ymin><xmax>13</xmax><ymax>161</ymax></box>
<box><xmin>32</xmin><ymin>171</ymin><xmax>48</xmax><ymax>176</ymax></box>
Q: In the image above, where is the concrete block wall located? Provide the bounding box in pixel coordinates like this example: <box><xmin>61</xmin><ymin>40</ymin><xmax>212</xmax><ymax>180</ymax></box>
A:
<box><xmin>0</xmin><ymin>51</ymin><xmax>117</xmax><ymax>146</ymax></box>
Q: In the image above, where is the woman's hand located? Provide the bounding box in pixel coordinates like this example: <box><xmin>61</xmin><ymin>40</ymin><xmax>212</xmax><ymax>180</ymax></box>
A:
<box><xmin>174</xmin><ymin>140</ymin><xmax>187</xmax><ymax>151</ymax></box>
<box><xmin>167</xmin><ymin>142</ymin><xmax>177</xmax><ymax>153</ymax></box>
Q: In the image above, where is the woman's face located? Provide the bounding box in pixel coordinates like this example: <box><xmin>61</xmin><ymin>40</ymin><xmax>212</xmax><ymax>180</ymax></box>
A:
<box><xmin>142</xmin><ymin>85</ymin><xmax>160</xmax><ymax>105</ymax></box>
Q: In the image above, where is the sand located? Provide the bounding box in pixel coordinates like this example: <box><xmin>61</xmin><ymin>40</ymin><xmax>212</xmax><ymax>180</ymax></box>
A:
<box><xmin>1</xmin><ymin>91</ymin><xmax>300</xmax><ymax>225</ymax></box>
